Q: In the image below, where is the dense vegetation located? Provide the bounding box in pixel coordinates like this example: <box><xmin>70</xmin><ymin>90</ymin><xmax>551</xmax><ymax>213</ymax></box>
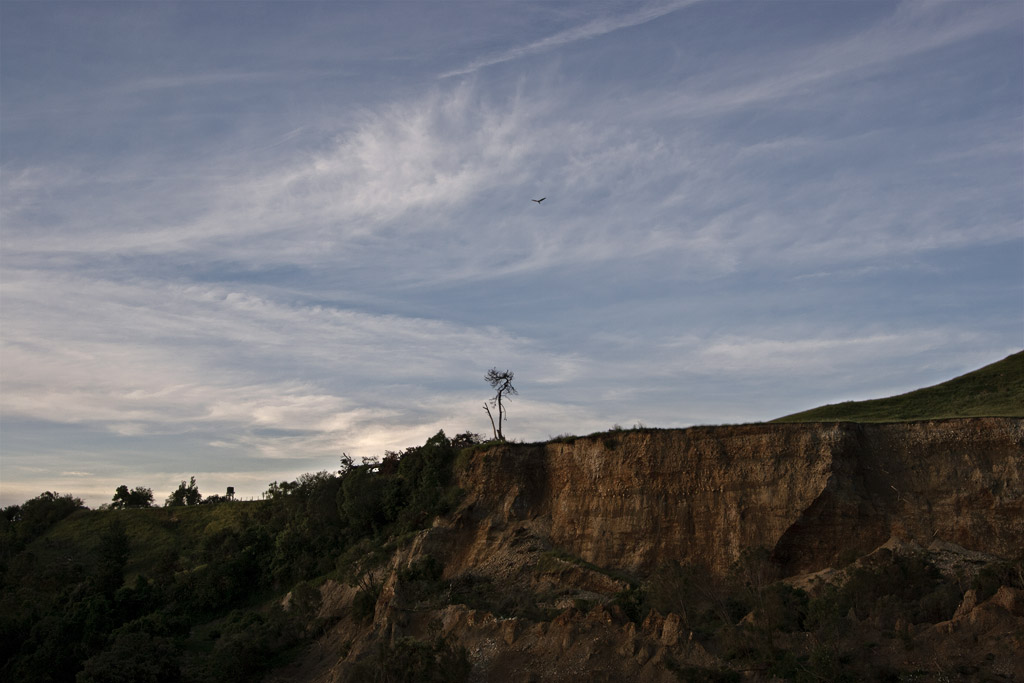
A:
<box><xmin>774</xmin><ymin>350</ymin><xmax>1023</xmax><ymax>422</ymax></box>
<box><xmin>0</xmin><ymin>430</ymin><xmax>475</xmax><ymax>683</ymax></box>
<box><xmin>641</xmin><ymin>547</ymin><xmax>1023</xmax><ymax>682</ymax></box>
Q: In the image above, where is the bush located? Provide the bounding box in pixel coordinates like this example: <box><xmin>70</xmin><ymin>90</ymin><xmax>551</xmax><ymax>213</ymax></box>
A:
<box><xmin>76</xmin><ymin>632</ymin><xmax>181</xmax><ymax>683</ymax></box>
<box><xmin>972</xmin><ymin>553</ymin><xmax>1024</xmax><ymax>600</ymax></box>
<box><xmin>611</xmin><ymin>585</ymin><xmax>647</xmax><ymax>624</ymax></box>
<box><xmin>667</xmin><ymin>662</ymin><xmax>742</xmax><ymax>683</ymax></box>
<box><xmin>352</xmin><ymin>574</ymin><xmax>381</xmax><ymax>622</ymax></box>
<box><xmin>806</xmin><ymin>551</ymin><xmax>957</xmax><ymax>629</ymax></box>
<box><xmin>184</xmin><ymin>606</ymin><xmax>303</xmax><ymax>683</ymax></box>
<box><xmin>336</xmin><ymin>430</ymin><xmax>464</xmax><ymax>543</ymax></box>
<box><xmin>350</xmin><ymin>635</ymin><xmax>470</xmax><ymax>683</ymax></box>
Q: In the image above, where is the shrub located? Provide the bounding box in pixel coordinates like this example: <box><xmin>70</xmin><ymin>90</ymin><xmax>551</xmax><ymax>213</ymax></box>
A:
<box><xmin>76</xmin><ymin>632</ymin><xmax>182</xmax><ymax>683</ymax></box>
<box><xmin>352</xmin><ymin>574</ymin><xmax>381</xmax><ymax>622</ymax></box>
<box><xmin>611</xmin><ymin>585</ymin><xmax>647</xmax><ymax>624</ymax></box>
<box><xmin>350</xmin><ymin>635</ymin><xmax>470</xmax><ymax>683</ymax></box>
<box><xmin>972</xmin><ymin>553</ymin><xmax>1024</xmax><ymax>600</ymax></box>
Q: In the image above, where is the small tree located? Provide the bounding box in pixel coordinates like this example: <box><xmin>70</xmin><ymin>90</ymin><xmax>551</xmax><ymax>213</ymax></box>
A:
<box><xmin>165</xmin><ymin>476</ymin><xmax>202</xmax><ymax>506</ymax></box>
<box><xmin>111</xmin><ymin>485</ymin><xmax>154</xmax><ymax>509</ymax></box>
<box><xmin>483</xmin><ymin>368</ymin><xmax>517</xmax><ymax>441</ymax></box>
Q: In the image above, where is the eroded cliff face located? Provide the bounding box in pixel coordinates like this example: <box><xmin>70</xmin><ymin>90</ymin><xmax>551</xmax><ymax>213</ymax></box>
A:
<box><xmin>285</xmin><ymin>418</ymin><xmax>1023</xmax><ymax>683</ymax></box>
<box><xmin>454</xmin><ymin>418</ymin><xmax>1023</xmax><ymax>575</ymax></box>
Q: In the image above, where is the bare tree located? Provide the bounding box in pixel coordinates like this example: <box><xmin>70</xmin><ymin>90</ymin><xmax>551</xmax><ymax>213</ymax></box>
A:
<box><xmin>483</xmin><ymin>368</ymin><xmax>517</xmax><ymax>441</ymax></box>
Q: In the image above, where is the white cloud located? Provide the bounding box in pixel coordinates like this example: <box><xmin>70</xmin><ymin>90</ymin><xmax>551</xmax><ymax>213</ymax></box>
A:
<box><xmin>1</xmin><ymin>84</ymin><xmax>544</xmax><ymax>265</ymax></box>
<box><xmin>5</xmin><ymin>52</ymin><xmax>1017</xmax><ymax>289</ymax></box>
<box><xmin>439</xmin><ymin>0</ymin><xmax>699</xmax><ymax>79</ymax></box>
<box><xmin>0</xmin><ymin>268</ymin><xmax>583</xmax><ymax>456</ymax></box>
<box><xmin>646</xmin><ymin>1</ymin><xmax>1020</xmax><ymax>121</ymax></box>
<box><xmin>695</xmin><ymin>333</ymin><xmax>945</xmax><ymax>375</ymax></box>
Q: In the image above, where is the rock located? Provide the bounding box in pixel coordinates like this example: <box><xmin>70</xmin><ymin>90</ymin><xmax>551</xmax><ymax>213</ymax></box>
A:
<box><xmin>501</xmin><ymin>619</ymin><xmax>518</xmax><ymax>645</ymax></box>
<box><xmin>954</xmin><ymin>588</ymin><xmax>979</xmax><ymax>619</ymax></box>
<box><xmin>989</xmin><ymin>586</ymin><xmax>1024</xmax><ymax>617</ymax></box>
<box><xmin>660</xmin><ymin>613</ymin><xmax>682</xmax><ymax>647</ymax></box>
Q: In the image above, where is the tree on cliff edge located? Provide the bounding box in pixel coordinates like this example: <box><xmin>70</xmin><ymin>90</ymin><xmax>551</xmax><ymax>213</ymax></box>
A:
<box><xmin>483</xmin><ymin>368</ymin><xmax>517</xmax><ymax>441</ymax></box>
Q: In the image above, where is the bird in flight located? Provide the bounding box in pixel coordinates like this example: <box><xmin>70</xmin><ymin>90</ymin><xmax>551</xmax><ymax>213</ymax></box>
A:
<box><xmin>531</xmin><ymin>197</ymin><xmax>546</xmax><ymax>204</ymax></box>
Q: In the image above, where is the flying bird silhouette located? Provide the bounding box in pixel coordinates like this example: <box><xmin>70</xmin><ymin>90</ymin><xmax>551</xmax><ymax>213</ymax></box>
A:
<box><xmin>531</xmin><ymin>197</ymin><xmax>546</xmax><ymax>204</ymax></box>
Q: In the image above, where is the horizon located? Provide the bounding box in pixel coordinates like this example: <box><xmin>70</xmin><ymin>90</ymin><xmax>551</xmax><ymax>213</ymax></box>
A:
<box><xmin>2</xmin><ymin>1</ymin><xmax>1022</xmax><ymax>508</ymax></box>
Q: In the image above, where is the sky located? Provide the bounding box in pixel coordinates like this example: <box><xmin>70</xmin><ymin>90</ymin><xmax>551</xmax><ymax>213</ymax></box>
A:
<box><xmin>1</xmin><ymin>0</ymin><xmax>1021</xmax><ymax>508</ymax></box>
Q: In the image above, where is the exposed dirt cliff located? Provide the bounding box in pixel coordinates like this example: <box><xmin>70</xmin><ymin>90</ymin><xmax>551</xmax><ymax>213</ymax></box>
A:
<box><xmin>452</xmin><ymin>419</ymin><xmax>1022</xmax><ymax>576</ymax></box>
<box><xmin>279</xmin><ymin>418</ymin><xmax>1023</xmax><ymax>682</ymax></box>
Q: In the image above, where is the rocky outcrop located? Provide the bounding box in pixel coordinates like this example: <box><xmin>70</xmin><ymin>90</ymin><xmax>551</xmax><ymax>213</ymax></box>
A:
<box><xmin>455</xmin><ymin>419</ymin><xmax>1023</xmax><ymax>575</ymax></box>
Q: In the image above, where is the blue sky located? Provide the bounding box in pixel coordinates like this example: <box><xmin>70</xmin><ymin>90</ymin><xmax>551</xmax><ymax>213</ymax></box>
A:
<box><xmin>1</xmin><ymin>1</ymin><xmax>1021</xmax><ymax>507</ymax></box>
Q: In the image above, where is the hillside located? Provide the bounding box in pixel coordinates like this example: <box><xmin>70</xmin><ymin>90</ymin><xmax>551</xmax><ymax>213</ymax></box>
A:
<box><xmin>37</xmin><ymin>501</ymin><xmax>259</xmax><ymax>581</ymax></box>
<box><xmin>774</xmin><ymin>350</ymin><xmax>1024</xmax><ymax>422</ymax></box>
<box><xmin>2</xmin><ymin>358</ymin><xmax>1023</xmax><ymax>682</ymax></box>
<box><xmin>296</xmin><ymin>418</ymin><xmax>1024</xmax><ymax>683</ymax></box>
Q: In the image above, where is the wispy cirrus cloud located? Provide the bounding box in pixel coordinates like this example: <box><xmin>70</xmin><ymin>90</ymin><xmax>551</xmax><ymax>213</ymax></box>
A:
<box><xmin>109</xmin><ymin>69</ymin><xmax>304</xmax><ymax>93</ymax></box>
<box><xmin>2</xmin><ymin>84</ymin><xmax>541</xmax><ymax>261</ymax></box>
<box><xmin>0</xmin><ymin>268</ymin><xmax>584</xmax><ymax>448</ymax></box>
<box><xmin>644</xmin><ymin>1</ymin><xmax>1021</xmax><ymax>121</ymax></box>
<box><xmin>1</xmin><ymin>1</ymin><xmax>1018</xmax><ymax>507</ymax></box>
<box><xmin>439</xmin><ymin>0</ymin><xmax>699</xmax><ymax>78</ymax></box>
<box><xmin>5</xmin><ymin>28</ymin><xmax>1017</xmax><ymax>286</ymax></box>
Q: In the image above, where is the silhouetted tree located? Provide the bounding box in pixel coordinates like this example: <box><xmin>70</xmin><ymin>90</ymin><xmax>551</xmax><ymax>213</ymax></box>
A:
<box><xmin>111</xmin><ymin>485</ymin><xmax>154</xmax><ymax>509</ymax></box>
<box><xmin>165</xmin><ymin>477</ymin><xmax>202</xmax><ymax>506</ymax></box>
<box><xmin>450</xmin><ymin>431</ymin><xmax>482</xmax><ymax>450</ymax></box>
<box><xmin>1</xmin><ymin>491</ymin><xmax>84</xmax><ymax>555</ymax></box>
<box><xmin>483</xmin><ymin>368</ymin><xmax>517</xmax><ymax>441</ymax></box>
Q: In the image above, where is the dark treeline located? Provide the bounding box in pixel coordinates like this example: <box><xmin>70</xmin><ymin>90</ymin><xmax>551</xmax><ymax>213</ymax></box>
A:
<box><xmin>0</xmin><ymin>430</ymin><xmax>478</xmax><ymax>683</ymax></box>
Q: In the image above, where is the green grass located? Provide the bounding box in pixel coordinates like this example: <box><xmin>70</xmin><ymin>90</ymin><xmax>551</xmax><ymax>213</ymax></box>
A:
<box><xmin>774</xmin><ymin>351</ymin><xmax>1024</xmax><ymax>423</ymax></box>
<box><xmin>39</xmin><ymin>501</ymin><xmax>262</xmax><ymax>581</ymax></box>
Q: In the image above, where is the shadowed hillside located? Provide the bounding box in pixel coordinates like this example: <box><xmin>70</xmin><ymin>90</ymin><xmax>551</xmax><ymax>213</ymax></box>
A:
<box><xmin>2</xmin><ymin>360</ymin><xmax>1022</xmax><ymax>682</ymax></box>
<box><xmin>774</xmin><ymin>350</ymin><xmax>1024</xmax><ymax>423</ymax></box>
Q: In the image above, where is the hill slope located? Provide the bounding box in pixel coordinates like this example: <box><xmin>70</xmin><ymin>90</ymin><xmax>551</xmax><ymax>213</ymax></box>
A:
<box><xmin>301</xmin><ymin>418</ymin><xmax>1024</xmax><ymax>682</ymax></box>
<box><xmin>774</xmin><ymin>350</ymin><xmax>1024</xmax><ymax>422</ymax></box>
<box><xmin>4</xmin><ymin>421</ymin><xmax>1023</xmax><ymax>681</ymax></box>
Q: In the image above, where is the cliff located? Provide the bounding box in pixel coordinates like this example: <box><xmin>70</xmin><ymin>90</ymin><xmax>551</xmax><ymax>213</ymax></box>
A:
<box><xmin>453</xmin><ymin>419</ymin><xmax>1023</xmax><ymax>575</ymax></box>
<box><xmin>289</xmin><ymin>418</ymin><xmax>1023</xmax><ymax>682</ymax></box>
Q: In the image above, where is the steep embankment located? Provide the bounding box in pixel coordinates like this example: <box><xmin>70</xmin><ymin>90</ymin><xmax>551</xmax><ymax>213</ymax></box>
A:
<box><xmin>452</xmin><ymin>419</ymin><xmax>1023</xmax><ymax>575</ymax></box>
<box><xmin>298</xmin><ymin>418</ymin><xmax>1023</xmax><ymax>683</ymax></box>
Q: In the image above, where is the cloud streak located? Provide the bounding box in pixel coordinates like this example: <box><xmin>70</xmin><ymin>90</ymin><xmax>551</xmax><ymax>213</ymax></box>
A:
<box><xmin>439</xmin><ymin>0</ymin><xmax>699</xmax><ymax>78</ymax></box>
<box><xmin>643</xmin><ymin>1</ymin><xmax>1021</xmax><ymax>121</ymax></box>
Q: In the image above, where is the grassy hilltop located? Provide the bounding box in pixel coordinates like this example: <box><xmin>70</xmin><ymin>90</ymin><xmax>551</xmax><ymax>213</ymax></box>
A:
<box><xmin>774</xmin><ymin>350</ymin><xmax>1023</xmax><ymax>423</ymax></box>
